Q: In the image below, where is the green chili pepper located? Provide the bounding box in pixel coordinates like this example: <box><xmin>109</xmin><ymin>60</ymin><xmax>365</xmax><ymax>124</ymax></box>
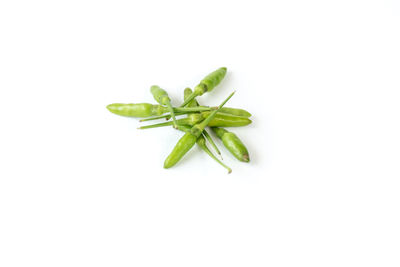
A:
<box><xmin>184</xmin><ymin>88</ymin><xmax>221</xmax><ymax>156</ymax></box>
<box><xmin>164</xmin><ymin>91</ymin><xmax>235</xmax><ymax>168</ymax></box>
<box><xmin>106</xmin><ymin>103</ymin><xmax>165</xmax><ymax>117</ymax></box>
<box><xmin>176</xmin><ymin>125</ymin><xmax>231</xmax><ymax>173</ymax></box>
<box><xmin>150</xmin><ymin>85</ymin><xmax>178</xmax><ymax>128</ymax></box>
<box><xmin>180</xmin><ymin>67</ymin><xmax>227</xmax><ymax>107</ymax></box>
<box><xmin>211</xmin><ymin>127</ymin><xmax>250</xmax><ymax>162</ymax></box>
<box><xmin>198</xmin><ymin>112</ymin><xmax>252</xmax><ymax>127</ymax></box>
<box><xmin>219</xmin><ymin>107</ymin><xmax>252</xmax><ymax>118</ymax></box>
<box><xmin>139</xmin><ymin>111</ymin><xmax>251</xmax><ymax>129</ymax></box>
<box><xmin>106</xmin><ymin>103</ymin><xmax>212</xmax><ymax>118</ymax></box>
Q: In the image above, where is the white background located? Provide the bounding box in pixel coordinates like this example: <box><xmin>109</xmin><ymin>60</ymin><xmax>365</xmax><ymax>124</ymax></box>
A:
<box><xmin>1</xmin><ymin>0</ymin><xmax>399</xmax><ymax>266</ymax></box>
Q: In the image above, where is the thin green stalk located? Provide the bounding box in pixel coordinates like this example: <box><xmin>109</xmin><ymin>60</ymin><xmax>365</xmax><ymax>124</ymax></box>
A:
<box><xmin>203</xmin><ymin>129</ymin><xmax>221</xmax><ymax>157</ymax></box>
<box><xmin>190</xmin><ymin>91</ymin><xmax>235</xmax><ymax>135</ymax></box>
<box><xmin>139</xmin><ymin>120</ymin><xmax>179</xmax><ymax>129</ymax></box>
<box><xmin>139</xmin><ymin>113</ymin><xmax>185</xmax><ymax>122</ymax></box>
<box><xmin>175</xmin><ymin>106</ymin><xmax>214</xmax><ymax>112</ymax></box>
<box><xmin>197</xmin><ymin>135</ymin><xmax>232</xmax><ymax>173</ymax></box>
<box><xmin>165</xmin><ymin>101</ymin><xmax>177</xmax><ymax>129</ymax></box>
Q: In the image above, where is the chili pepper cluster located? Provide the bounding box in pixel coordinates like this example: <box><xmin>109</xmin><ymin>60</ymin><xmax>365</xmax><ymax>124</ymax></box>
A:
<box><xmin>107</xmin><ymin>67</ymin><xmax>252</xmax><ymax>173</ymax></box>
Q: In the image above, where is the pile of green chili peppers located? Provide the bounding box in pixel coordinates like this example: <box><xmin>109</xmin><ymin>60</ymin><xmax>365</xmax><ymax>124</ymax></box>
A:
<box><xmin>107</xmin><ymin>67</ymin><xmax>252</xmax><ymax>173</ymax></box>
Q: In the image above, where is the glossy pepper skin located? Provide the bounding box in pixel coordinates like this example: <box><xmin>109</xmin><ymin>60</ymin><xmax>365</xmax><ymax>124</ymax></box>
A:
<box><xmin>219</xmin><ymin>107</ymin><xmax>252</xmax><ymax>118</ymax></box>
<box><xmin>188</xmin><ymin>112</ymin><xmax>252</xmax><ymax>127</ymax></box>
<box><xmin>195</xmin><ymin>67</ymin><xmax>227</xmax><ymax>95</ymax></box>
<box><xmin>106</xmin><ymin>103</ymin><xmax>166</xmax><ymax>117</ymax></box>
<box><xmin>180</xmin><ymin>67</ymin><xmax>227</xmax><ymax>107</ymax></box>
<box><xmin>150</xmin><ymin>85</ymin><xmax>178</xmax><ymax>128</ymax></box>
<box><xmin>107</xmin><ymin>103</ymin><xmax>211</xmax><ymax>118</ymax></box>
<box><xmin>163</xmin><ymin>91</ymin><xmax>200</xmax><ymax>169</ymax></box>
<box><xmin>139</xmin><ymin>112</ymin><xmax>251</xmax><ymax>129</ymax></box>
<box><xmin>163</xmin><ymin>133</ymin><xmax>198</xmax><ymax>168</ymax></box>
<box><xmin>211</xmin><ymin>127</ymin><xmax>250</xmax><ymax>162</ymax></box>
<box><xmin>164</xmin><ymin>92</ymin><xmax>234</xmax><ymax>168</ymax></box>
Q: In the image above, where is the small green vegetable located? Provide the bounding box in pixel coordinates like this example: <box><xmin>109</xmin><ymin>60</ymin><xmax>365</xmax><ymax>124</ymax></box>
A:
<box><xmin>219</xmin><ymin>107</ymin><xmax>252</xmax><ymax>118</ymax></box>
<box><xmin>150</xmin><ymin>85</ymin><xmax>178</xmax><ymax>128</ymax></box>
<box><xmin>180</xmin><ymin>67</ymin><xmax>227</xmax><ymax>107</ymax></box>
<box><xmin>197</xmin><ymin>112</ymin><xmax>252</xmax><ymax>127</ymax></box>
<box><xmin>107</xmin><ymin>103</ymin><xmax>212</xmax><ymax>118</ymax></box>
<box><xmin>211</xmin><ymin>127</ymin><xmax>250</xmax><ymax>162</ymax></box>
<box><xmin>138</xmin><ymin>112</ymin><xmax>251</xmax><ymax>129</ymax></box>
<box><xmin>164</xmin><ymin>91</ymin><xmax>234</xmax><ymax>168</ymax></box>
<box><xmin>107</xmin><ymin>103</ymin><xmax>165</xmax><ymax>117</ymax></box>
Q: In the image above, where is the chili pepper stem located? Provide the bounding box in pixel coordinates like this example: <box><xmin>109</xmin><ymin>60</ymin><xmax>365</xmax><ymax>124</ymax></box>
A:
<box><xmin>179</xmin><ymin>92</ymin><xmax>199</xmax><ymax>107</ymax></box>
<box><xmin>165</xmin><ymin>102</ymin><xmax>178</xmax><ymax>128</ymax></box>
<box><xmin>139</xmin><ymin>121</ymin><xmax>174</xmax><ymax>129</ymax></box>
<box><xmin>203</xmin><ymin>129</ymin><xmax>222</xmax><ymax>156</ymax></box>
<box><xmin>175</xmin><ymin>106</ymin><xmax>214</xmax><ymax>112</ymax></box>
<box><xmin>139</xmin><ymin>113</ymin><xmax>185</xmax><ymax>122</ymax></box>
<box><xmin>198</xmin><ymin>137</ymin><xmax>232</xmax><ymax>173</ymax></box>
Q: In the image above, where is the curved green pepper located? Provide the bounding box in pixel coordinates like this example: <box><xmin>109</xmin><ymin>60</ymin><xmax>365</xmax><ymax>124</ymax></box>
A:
<box><xmin>163</xmin><ymin>132</ymin><xmax>198</xmax><ymax>168</ymax></box>
<box><xmin>211</xmin><ymin>127</ymin><xmax>250</xmax><ymax>162</ymax></box>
